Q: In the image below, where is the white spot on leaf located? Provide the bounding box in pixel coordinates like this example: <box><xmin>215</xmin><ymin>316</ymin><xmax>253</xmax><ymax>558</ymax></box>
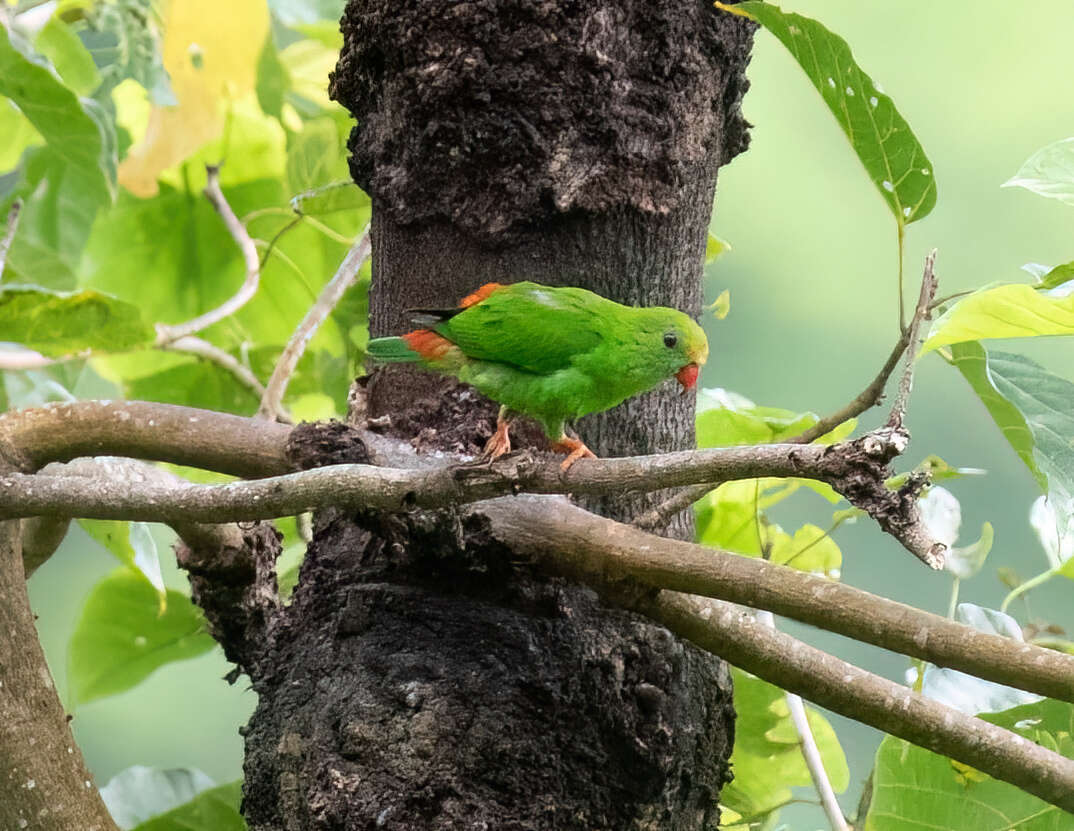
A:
<box><xmin>882</xmin><ymin>180</ymin><xmax>894</xmax><ymax>192</ymax></box>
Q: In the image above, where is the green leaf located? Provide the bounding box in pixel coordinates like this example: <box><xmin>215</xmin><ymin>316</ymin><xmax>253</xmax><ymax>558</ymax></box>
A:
<box><xmin>723</xmin><ymin>1</ymin><xmax>936</xmax><ymax>225</ymax></box>
<box><xmin>866</xmin><ymin>699</ymin><xmax>1074</xmax><ymax>831</ymax></box>
<box><xmin>256</xmin><ymin>32</ymin><xmax>290</xmax><ymax>120</ymax></box>
<box><xmin>78</xmin><ymin>520</ymin><xmax>166</xmax><ymax>601</ymax></box>
<box><xmin>769</xmin><ymin>523</ymin><xmax>841</xmax><ymax>576</ymax></box>
<box><xmin>723</xmin><ymin>668</ymin><xmax>848</xmax><ymax>822</ymax></box>
<box><xmin>35</xmin><ymin>17</ymin><xmax>102</xmax><ymax>97</ymax></box>
<box><xmin>949</xmin><ymin>342</ymin><xmax>1043</xmax><ymax>488</ymax></box>
<box><xmin>130</xmin><ymin>781</ymin><xmax>245</xmax><ymax>831</ymax></box>
<box><xmin>67</xmin><ymin>568</ymin><xmax>215</xmax><ymax>705</ymax></box>
<box><xmin>289</xmin><ymin>180</ymin><xmax>370</xmax><ymax>216</ymax></box>
<box><xmin>0</xmin><ymin>96</ymin><xmax>42</xmax><ymax>171</ymax></box>
<box><xmin>946</xmin><ymin>522</ymin><xmax>994</xmax><ymax>580</ymax></box>
<box><xmin>83</xmin><ymin>1</ymin><xmax>176</xmax><ymax>105</ymax></box>
<box><xmin>697</xmin><ymin>480</ymin><xmax>797</xmax><ymax>556</ymax></box>
<box><xmin>923</xmin><ymin>284</ymin><xmax>1074</xmax><ymax>353</ymax></box>
<box><xmin>100</xmin><ymin>765</ymin><xmax>215</xmax><ymax>830</ymax></box>
<box><xmin>0</xmin><ymin>24</ymin><xmax>114</xmax><ymax>203</ymax></box>
<box><xmin>987</xmin><ymin>352</ymin><xmax>1074</xmax><ymax>531</ymax></box>
<box><xmin>1038</xmin><ymin>261</ymin><xmax>1074</xmax><ymax>291</ymax></box>
<box><xmin>705</xmin><ymin>232</ymin><xmax>730</xmax><ymax>265</ymax></box>
<box><xmin>126</xmin><ymin>360</ymin><xmax>261</xmax><ymax>416</ymax></box>
<box><xmin>286</xmin><ymin>118</ymin><xmax>349</xmax><ymax>195</ymax></box>
<box><xmin>1002</xmin><ymin>137</ymin><xmax>1074</xmax><ymax>207</ymax></box>
<box><xmin>269</xmin><ymin>0</ymin><xmax>346</xmax><ymax>26</ymax></box>
<box><xmin>0</xmin><ymin>286</ymin><xmax>152</xmax><ymax>357</ymax></box>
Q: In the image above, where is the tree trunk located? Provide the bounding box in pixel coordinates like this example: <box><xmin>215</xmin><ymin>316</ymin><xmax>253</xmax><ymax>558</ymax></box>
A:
<box><xmin>240</xmin><ymin>2</ymin><xmax>753</xmax><ymax>828</ymax></box>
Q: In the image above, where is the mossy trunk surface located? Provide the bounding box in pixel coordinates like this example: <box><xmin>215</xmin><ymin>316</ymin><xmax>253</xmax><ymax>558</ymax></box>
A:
<box><xmin>238</xmin><ymin>2</ymin><xmax>755</xmax><ymax>828</ymax></box>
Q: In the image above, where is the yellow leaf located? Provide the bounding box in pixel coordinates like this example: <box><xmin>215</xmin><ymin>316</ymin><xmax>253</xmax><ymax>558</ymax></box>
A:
<box><xmin>707</xmin><ymin>289</ymin><xmax>731</xmax><ymax>320</ymax></box>
<box><xmin>118</xmin><ymin>0</ymin><xmax>270</xmax><ymax>196</ymax></box>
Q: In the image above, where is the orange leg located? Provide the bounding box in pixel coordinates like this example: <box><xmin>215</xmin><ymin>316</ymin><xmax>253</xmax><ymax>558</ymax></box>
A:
<box><xmin>549</xmin><ymin>434</ymin><xmax>597</xmax><ymax>471</ymax></box>
<box><xmin>483</xmin><ymin>407</ymin><xmax>512</xmax><ymax>459</ymax></box>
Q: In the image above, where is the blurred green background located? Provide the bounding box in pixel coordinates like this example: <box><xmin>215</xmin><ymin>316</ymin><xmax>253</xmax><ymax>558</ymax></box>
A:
<box><xmin>24</xmin><ymin>1</ymin><xmax>1074</xmax><ymax>828</ymax></box>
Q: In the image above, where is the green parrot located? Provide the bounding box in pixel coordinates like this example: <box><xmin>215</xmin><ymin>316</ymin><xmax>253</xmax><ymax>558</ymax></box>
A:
<box><xmin>366</xmin><ymin>281</ymin><xmax>709</xmax><ymax>468</ymax></box>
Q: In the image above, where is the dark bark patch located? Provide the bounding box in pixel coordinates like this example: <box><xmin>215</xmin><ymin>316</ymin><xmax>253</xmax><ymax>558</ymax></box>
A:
<box><xmin>242</xmin><ymin>503</ymin><xmax>734</xmax><ymax>830</ymax></box>
<box><xmin>331</xmin><ymin>0</ymin><xmax>754</xmax><ymax>241</ymax></box>
<box><xmin>287</xmin><ymin>420</ymin><xmax>371</xmax><ymax>470</ymax></box>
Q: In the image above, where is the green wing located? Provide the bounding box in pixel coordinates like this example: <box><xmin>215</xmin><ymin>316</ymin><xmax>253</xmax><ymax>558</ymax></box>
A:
<box><xmin>437</xmin><ymin>282</ymin><xmax>606</xmax><ymax>375</ymax></box>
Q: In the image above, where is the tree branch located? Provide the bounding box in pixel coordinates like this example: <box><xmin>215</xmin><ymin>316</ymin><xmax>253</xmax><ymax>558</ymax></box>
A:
<box><xmin>153</xmin><ymin>166</ymin><xmax>262</xmax><ymax>345</ymax></box>
<box><xmin>0</xmin><ymin>400</ymin><xmax>942</xmax><ymax>565</ymax></box>
<box><xmin>2</xmin><ymin>423</ymin><xmax>1069</xmax><ymax>703</ymax></box>
<box><xmin>258</xmin><ymin>227</ymin><xmax>371</xmax><ymax>422</ymax></box>
<box><xmin>0</xmin><ymin>198</ymin><xmax>22</xmax><ymax>278</ymax></box>
<box><xmin>789</xmin><ymin>252</ymin><xmax>937</xmax><ymax>444</ymax></box>
<box><xmin>0</xmin><ymin>513</ymin><xmax>120</xmax><ymax>831</ymax></box>
<box><xmin>478</xmin><ymin>497</ymin><xmax>1074</xmax><ymax>812</ymax></box>
<box><xmin>0</xmin><ymin>426</ymin><xmax>939</xmax><ymax>560</ymax></box>
<box><xmin>642</xmin><ymin>593</ymin><xmax>1074</xmax><ymax>813</ymax></box>
<box><xmin>472</xmin><ymin>495</ymin><xmax>1074</xmax><ymax>703</ymax></box>
<box><xmin>0</xmin><ymin>400</ymin><xmax>292</xmax><ymax>478</ymax></box>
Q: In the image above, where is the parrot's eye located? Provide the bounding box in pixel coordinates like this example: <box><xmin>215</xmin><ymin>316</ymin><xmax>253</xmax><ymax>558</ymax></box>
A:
<box><xmin>663</xmin><ymin>333</ymin><xmax>678</xmax><ymax>348</ymax></box>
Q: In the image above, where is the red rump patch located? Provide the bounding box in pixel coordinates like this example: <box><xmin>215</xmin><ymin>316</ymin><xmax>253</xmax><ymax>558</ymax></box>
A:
<box><xmin>403</xmin><ymin>329</ymin><xmax>456</xmax><ymax>361</ymax></box>
<box><xmin>459</xmin><ymin>282</ymin><xmax>504</xmax><ymax>308</ymax></box>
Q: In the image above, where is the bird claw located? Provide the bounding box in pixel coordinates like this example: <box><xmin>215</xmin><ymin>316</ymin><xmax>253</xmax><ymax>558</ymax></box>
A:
<box><xmin>550</xmin><ymin>436</ymin><xmax>597</xmax><ymax>471</ymax></box>
<box><xmin>482</xmin><ymin>413</ymin><xmax>512</xmax><ymax>460</ymax></box>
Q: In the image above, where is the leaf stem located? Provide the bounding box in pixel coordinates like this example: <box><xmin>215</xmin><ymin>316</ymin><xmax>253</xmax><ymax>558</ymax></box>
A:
<box><xmin>1001</xmin><ymin>566</ymin><xmax>1059</xmax><ymax>612</ymax></box>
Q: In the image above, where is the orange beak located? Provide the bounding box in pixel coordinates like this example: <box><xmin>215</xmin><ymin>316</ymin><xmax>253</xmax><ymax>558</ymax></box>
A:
<box><xmin>675</xmin><ymin>363</ymin><xmax>699</xmax><ymax>394</ymax></box>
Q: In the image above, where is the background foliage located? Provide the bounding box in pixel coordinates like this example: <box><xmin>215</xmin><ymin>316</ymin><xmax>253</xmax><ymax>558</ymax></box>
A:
<box><xmin>4</xmin><ymin>0</ymin><xmax>1074</xmax><ymax>829</ymax></box>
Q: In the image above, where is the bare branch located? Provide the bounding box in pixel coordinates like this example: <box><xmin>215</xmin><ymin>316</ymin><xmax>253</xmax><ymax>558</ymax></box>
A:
<box><xmin>0</xmin><ymin>518</ymin><xmax>120</xmax><ymax>831</ymax></box>
<box><xmin>473</xmin><ymin>495</ymin><xmax>1074</xmax><ymax>703</ymax></box>
<box><xmin>478</xmin><ymin>497</ymin><xmax>1074</xmax><ymax>811</ymax></box>
<box><xmin>258</xmin><ymin>226</ymin><xmax>371</xmax><ymax>422</ymax></box>
<box><xmin>886</xmin><ymin>249</ymin><xmax>937</xmax><ymax>430</ymax></box>
<box><xmin>0</xmin><ymin>399</ymin><xmax>941</xmax><ymax>563</ymax></box>
<box><xmin>789</xmin><ymin>252</ymin><xmax>938</xmax><ymax>445</ymax></box>
<box><xmin>0</xmin><ymin>429</ymin><xmax>1066</xmax><ymax>702</ymax></box>
<box><xmin>643</xmin><ymin>593</ymin><xmax>1074</xmax><ymax>813</ymax></box>
<box><xmin>154</xmin><ymin>166</ymin><xmax>262</xmax><ymax>345</ymax></box>
<box><xmin>0</xmin><ymin>198</ymin><xmax>21</xmax><ymax>278</ymax></box>
<box><xmin>162</xmin><ymin>335</ymin><xmax>268</xmax><ymax>401</ymax></box>
<box><xmin>0</xmin><ymin>401</ymin><xmax>292</xmax><ymax>478</ymax></box>
<box><xmin>632</xmin><ymin>482</ymin><xmax>711</xmax><ymax>531</ymax></box>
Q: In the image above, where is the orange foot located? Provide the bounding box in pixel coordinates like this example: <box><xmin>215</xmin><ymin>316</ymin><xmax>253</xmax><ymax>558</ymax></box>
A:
<box><xmin>483</xmin><ymin>412</ymin><xmax>512</xmax><ymax>460</ymax></box>
<box><xmin>550</xmin><ymin>435</ymin><xmax>597</xmax><ymax>471</ymax></box>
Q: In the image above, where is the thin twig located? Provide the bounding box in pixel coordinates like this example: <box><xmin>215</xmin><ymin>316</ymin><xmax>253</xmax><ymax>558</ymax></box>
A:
<box><xmin>636</xmin><ymin>254</ymin><xmax>944</xmax><ymax>530</ymax></box>
<box><xmin>886</xmin><ymin>250</ymin><xmax>937</xmax><ymax>430</ymax></box>
<box><xmin>757</xmin><ymin>611</ymin><xmax>849</xmax><ymax>831</ymax></box>
<box><xmin>632</xmin><ymin>482</ymin><xmax>713</xmax><ymax>530</ymax></box>
<box><xmin>0</xmin><ymin>198</ymin><xmax>22</xmax><ymax>278</ymax></box>
<box><xmin>258</xmin><ymin>226</ymin><xmax>371</xmax><ymax>421</ymax></box>
<box><xmin>789</xmin><ymin>252</ymin><xmax>938</xmax><ymax>444</ymax></box>
<box><xmin>162</xmin><ymin>335</ymin><xmax>268</xmax><ymax>401</ymax></box>
<box><xmin>154</xmin><ymin>166</ymin><xmax>262</xmax><ymax>345</ymax></box>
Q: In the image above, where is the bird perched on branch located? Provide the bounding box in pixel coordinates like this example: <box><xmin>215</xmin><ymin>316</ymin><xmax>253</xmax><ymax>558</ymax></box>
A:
<box><xmin>366</xmin><ymin>281</ymin><xmax>708</xmax><ymax>469</ymax></box>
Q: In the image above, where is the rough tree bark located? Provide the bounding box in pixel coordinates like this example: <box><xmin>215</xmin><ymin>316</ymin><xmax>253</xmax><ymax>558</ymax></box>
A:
<box><xmin>239</xmin><ymin>2</ymin><xmax>754</xmax><ymax>828</ymax></box>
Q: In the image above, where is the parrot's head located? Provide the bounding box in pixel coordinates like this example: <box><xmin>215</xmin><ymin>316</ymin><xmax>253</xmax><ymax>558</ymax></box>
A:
<box><xmin>636</xmin><ymin>308</ymin><xmax>709</xmax><ymax>394</ymax></box>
